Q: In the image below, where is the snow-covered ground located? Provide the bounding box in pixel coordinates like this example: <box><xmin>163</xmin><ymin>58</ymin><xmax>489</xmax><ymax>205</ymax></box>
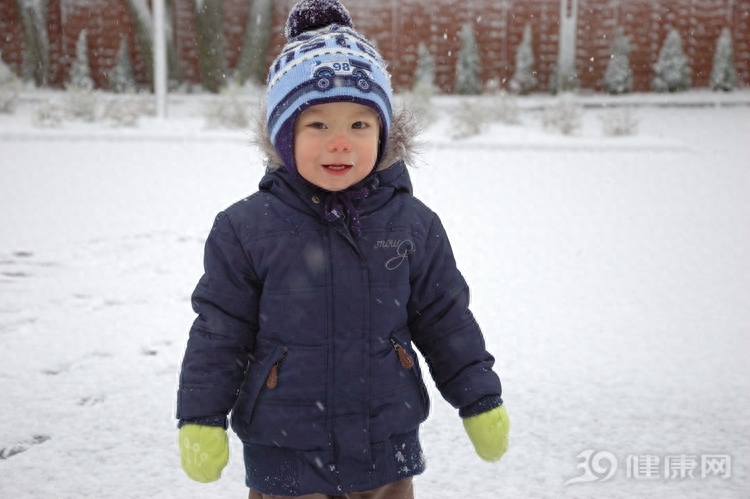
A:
<box><xmin>1</xmin><ymin>90</ymin><xmax>748</xmax><ymax>498</ymax></box>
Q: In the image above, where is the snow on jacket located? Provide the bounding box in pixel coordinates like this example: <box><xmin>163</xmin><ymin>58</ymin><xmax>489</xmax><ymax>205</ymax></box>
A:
<box><xmin>177</xmin><ymin>115</ymin><xmax>502</xmax><ymax>496</ymax></box>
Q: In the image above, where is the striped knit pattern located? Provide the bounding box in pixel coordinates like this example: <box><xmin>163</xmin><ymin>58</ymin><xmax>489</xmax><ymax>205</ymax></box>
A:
<box><xmin>265</xmin><ymin>24</ymin><xmax>393</xmax><ymax>175</ymax></box>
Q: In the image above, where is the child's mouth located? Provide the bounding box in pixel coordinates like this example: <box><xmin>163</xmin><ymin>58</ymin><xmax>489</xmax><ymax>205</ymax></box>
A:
<box><xmin>323</xmin><ymin>164</ymin><xmax>352</xmax><ymax>174</ymax></box>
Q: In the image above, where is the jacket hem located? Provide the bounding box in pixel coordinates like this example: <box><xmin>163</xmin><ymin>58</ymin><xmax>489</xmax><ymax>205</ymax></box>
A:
<box><xmin>241</xmin><ymin>429</ymin><xmax>425</xmax><ymax>496</ymax></box>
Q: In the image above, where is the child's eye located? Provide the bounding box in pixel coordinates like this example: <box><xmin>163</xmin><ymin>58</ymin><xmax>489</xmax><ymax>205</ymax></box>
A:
<box><xmin>352</xmin><ymin>121</ymin><xmax>370</xmax><ymax>130</ymax></box>
<box><xmin>307</xmin><ymin>121</ymin><xmax>327</xmax><ymax>129</ymax></box>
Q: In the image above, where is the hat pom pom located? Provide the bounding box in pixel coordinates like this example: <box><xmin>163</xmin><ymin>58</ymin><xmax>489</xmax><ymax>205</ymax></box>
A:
<box><xmin>285</xmin><ymin>0</ymin><xmax>354</xmax><ymax>40</ymax></box>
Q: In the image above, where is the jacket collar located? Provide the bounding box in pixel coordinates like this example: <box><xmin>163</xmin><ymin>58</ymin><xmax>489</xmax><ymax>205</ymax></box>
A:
<box><xmin>259</xmin><ymin>160</ymin><xmax>412</xmax><ymax>219</ymax></box>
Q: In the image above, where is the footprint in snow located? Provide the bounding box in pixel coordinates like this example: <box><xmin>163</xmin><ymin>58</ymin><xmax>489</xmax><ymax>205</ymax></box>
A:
<box><xmin>0</xmin><ymin>435</ymin><xmax>50</xmax><ymax>460</ymax></box>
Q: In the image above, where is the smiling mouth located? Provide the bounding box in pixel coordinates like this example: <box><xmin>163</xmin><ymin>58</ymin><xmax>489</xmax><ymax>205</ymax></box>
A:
<box><xmin>323</xmin><ymin>164</ymin><xmax>352</xmax><ymax>171</ymax></box>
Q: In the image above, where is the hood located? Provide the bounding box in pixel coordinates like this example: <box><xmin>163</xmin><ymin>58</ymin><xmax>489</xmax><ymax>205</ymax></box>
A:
<box><xmin>251</xmin><ymin>103</ymin><xmax>422</xmax><ymax>172</ymax></box>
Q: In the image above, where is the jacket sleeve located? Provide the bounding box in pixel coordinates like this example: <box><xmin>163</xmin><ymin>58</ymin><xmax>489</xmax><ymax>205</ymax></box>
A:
<box><xmin>176</xmin><ymin>211</ymin><xmax>261</xmax><ymax>425</ymax></box>
<box><xmin>407</xmin><ymin>214</ymin><xmax>502</xmax><ymax>415</ymax></box>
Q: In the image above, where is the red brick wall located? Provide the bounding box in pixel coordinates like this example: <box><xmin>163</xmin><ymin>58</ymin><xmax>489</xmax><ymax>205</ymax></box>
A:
<box><xmin>734</xmin><ymin>0</ymin><xmax>750</xmax><ymax>85</ymax></box>
<box><xmin>269</xmin><ymin>0</ymin><xmax>750</xmax><ymax>93</ymax></box>
<box><xmin>55</xmin><ymin>0</ymin><xmax>143</xmax><ymax>88</ymax></box>
<box><xmin>2</xmin><ymin>0</ymin><xmax>749</xmax><ymax>92</ymax></box>
<box><xmin>0</xmin><ymin>0</ymin><xmax>25</xmax><ymax>74</ymax></box>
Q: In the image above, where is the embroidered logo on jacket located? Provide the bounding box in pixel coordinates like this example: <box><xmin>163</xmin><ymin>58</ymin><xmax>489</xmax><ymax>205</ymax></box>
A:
<box><xmin>375</xmin><ymin>239</ymin><xmax>415</xmax><ymax>270</ymax></box>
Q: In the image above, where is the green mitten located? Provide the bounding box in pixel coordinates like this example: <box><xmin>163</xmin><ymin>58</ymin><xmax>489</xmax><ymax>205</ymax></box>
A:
<box><xmin>462</xmin><ymin>405</ymin><xmax>510</xmax><ymax>462</ymax></box>
<box><xmin>178</xmin><ymin>424</ymin><xmax>229</xmax><ymax>483</ymax></box>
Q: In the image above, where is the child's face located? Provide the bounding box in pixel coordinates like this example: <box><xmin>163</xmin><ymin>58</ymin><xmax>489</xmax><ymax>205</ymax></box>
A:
<box><xmin>294</xmin><ymin>102</ymin><xmax>380</xmax><ymax>192</ymax></box>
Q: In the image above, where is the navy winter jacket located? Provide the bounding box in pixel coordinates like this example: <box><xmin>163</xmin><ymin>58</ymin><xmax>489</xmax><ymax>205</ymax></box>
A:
<box><xmin>177</xmin><ymin>161</ymin><xmax>502</xmax><ymax>495</ymax></box>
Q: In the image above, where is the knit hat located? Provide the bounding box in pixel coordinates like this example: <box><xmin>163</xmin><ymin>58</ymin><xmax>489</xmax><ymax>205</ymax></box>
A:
<box><xmin>266</xmin><ymin>0</ymin><xmax>393</xmax><ymax>175</ymax></box>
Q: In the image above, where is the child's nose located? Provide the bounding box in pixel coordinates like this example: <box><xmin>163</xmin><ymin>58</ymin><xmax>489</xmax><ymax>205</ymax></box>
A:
<box><xmin>328</xmin><ymin>133</ymin><xmax>351</xmax><ymax>152</ymax></box>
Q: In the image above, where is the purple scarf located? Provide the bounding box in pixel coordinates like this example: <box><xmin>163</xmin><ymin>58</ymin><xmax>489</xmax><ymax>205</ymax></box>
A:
<box><xmin>322</xmin><ymin>185</ymin><xmax>370</xmax><ymax>235</ymax></box>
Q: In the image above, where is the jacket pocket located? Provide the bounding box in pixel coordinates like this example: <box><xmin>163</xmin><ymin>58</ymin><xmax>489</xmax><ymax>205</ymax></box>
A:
<box><xmin>389</xmin><ymin>331</ymin><xmax>430</xmax><ymax>418</ymax></box>
<box><xmin>233</xmin><ymin>343</ymin><xmax>329</xmax><ymax>450</ymax></box>
<box><xmin>234</xmin><ymin>344</ymin><xmax>287</xmax><ymax>425</ymax></box>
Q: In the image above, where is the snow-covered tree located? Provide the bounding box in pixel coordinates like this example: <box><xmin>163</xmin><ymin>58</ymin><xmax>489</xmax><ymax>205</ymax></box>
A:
<box><xmin>404</xmin><ymin>42</ymin><xmax>438</xmax><ymax>125</ymax></box>
<box><xmin>711</xmin><ymin>27</ymin><xmax>736</xmax><ymax>92</ymax></box>
<box><xmin>16</xmin><ymin>0</ymin><xmax>50</xmax><ymax>86</ymax></box>
<box><xmin>548</xmin><ymin>63</ymin><xmax>558</xmax><ymax>94</ymax></box>
<box><xmin>0</xmin><ymin>52</ymin><xmax>17</xmax><ymax>84</ymax></box>
<box><xmin>652</xmin><ymin>28</ymin><xmax>691</xmax><ymax>92</ymax></box>
<box><xmin>455</xmin><ymin>23</ymin><xmax>482</xmax><ymax>95</ymax></box>
<box><xmin>1</xmin><ymin>52</ymin><xmax>22</xmax><ymax>113</ymax></box>
<box><xmin>413</xmin><ymin>42</ymin><xmax>436</xmax><ymax>91</ymax></box>
<box><xmin>509</xmin><ymin>23</ymin><xmax>537</xmax><ymax>95</ymax></box>
<box><xmin>603</xmin><ymin>27</ymin><xmax>632</xmax><ymax>94</ymax></box>
<box><xmin>194</xmin><ymin>0</ymin><xmax>226</xmax><ymax>93</ymax></box>
<box><xmin>63</xmin><ymin>30</ymin><xmax>97</xmax><ymax>121</ymax></box>
<box><xmin>68</xmin><ymin>29</ymin><xmax>94</xmax><ymax>90</ymax></box>
<box><xmin>235</xmin><ymin>0</ymin><xmax>274</xmax><ymax>86</ymax></box>
<box><xmin>109</xmin><ymin>38</ymin><xmax>136</xmax><ymax>93</ymax></box>
<box><xmin>124</xmin><ymin>0</ymin><xmax>153</xmax><ymax>86</ymax></box>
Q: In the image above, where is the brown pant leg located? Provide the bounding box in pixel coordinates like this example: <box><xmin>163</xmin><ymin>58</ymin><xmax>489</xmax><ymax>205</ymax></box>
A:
<box><xmin>343</xmin><ymin>478</ymin><xmax>414</xmax><ymax>499</ymax></box>
<box><xmin>248</xmin><ymin>477</ymin><xmax>414</xmax><ymax>499</ymax></box>
<box><xmin>248</xmin><ymin>490</ymin><xmax>329</xmax><ymax>499</ymax></box>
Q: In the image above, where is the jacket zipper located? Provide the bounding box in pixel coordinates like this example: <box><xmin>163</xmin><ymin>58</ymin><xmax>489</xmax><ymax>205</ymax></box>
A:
<box><xmin>389</xmin><ymin>338</ymin><xmax>415</xmax><ymax>369</ymax></box>
<box><xmin>266</xmin><ymin>351</ymin><xmax>287</xmax><ymax>389</ymax></box>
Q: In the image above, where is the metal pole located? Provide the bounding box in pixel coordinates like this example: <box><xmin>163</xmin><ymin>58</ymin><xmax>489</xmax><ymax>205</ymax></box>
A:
<box><xmin>153</xmin><ymin>0</ymin><xmax>167</xmax><ymax>118</ymax></box>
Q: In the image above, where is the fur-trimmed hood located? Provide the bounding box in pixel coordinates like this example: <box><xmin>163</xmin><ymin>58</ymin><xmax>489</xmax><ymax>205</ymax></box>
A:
<box><xmin>251</xmin><ymin>104</ymin><xmax>422</xmax><ymax>172</ymax></box>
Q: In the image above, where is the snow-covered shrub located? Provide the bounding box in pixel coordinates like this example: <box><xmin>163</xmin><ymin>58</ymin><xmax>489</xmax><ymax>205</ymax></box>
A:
<box><xmin>33</xmin><ymin>100</ymin><xmax>64</xmax><ymax>127</ymax></box>
<box><xmin>62</xmin><ymin>87</ymin><xmax>98</xmax><ymax>121</ymax></box>
<box><xmin>204</xmin><ymin>84</ymin><xmax>250</xmax><ymax>129</ymax></box>
<box><xmin>455</xmin><ymin>23</ymin><xmax>482</xmax><ymax>95</ymax></box>
<box><xmin>711</xmin><ymin>27</ymin><xmax>736</xmax><ymax>92</ymax></box>
<box><xmin>653</xmin><ymin>28</ymin><xmax>691</xmax><ymax>92</ymax></box>
<box><xmin>603</xmin><ymin>27</ymin><xmax>632</xmax><ymax>95</ymax></box>
<box><xmin>0</xmin><ymin>53</ymin><xmax>21</xmax><ymax>113</ymax></box>
<box><xmin>102</xmin><ymin>101</ymin><xmax>138</xmax><ymax>127</ymax></box>
<box><xmin>600</xmin><ymin>107</ymin><xmax>638</xmax><ymax>137</ymax></box>
<box><xmin>400</xmin><ymin>81</ymin><xmax>437</xmax><ymax>126</ymax></box>
<box><xmin>450</xmin><ymin>99</ymin><xmax>485</xmax><ymax>139</ymax></box>
<box><xmin>542</xmin><ymin>94</ymin><xmax>581</xmax><ymax>135</ymax></box>
<box><xmin>485</xmin><ymin>87</ymin><xmax>520</xmax><ymax>124</ymax></box>
<box><xmin>102</xmin><ymin>90</ymin><xmax>154</xmax><ymax>127</ymax></box>
<box><xmin>109</xmin><ymin>38</ymin><xmax>136</xmax><ymax>93</ymax></box>
<box><xmin>450</xmin><ymin>91</ymin><xmax>519</xmax><ymax>139</ymax></box>
<box><xmin>509</xmin><ymin>23</ymin><xmax>537</xmax><ymax>95</ymax></box>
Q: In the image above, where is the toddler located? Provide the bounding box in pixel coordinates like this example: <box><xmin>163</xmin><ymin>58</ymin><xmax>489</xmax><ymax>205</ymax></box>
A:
<box><xmin>177</xmin><ymin>1</ymin><xmax>509</xmax><ymax>497</ymax></box>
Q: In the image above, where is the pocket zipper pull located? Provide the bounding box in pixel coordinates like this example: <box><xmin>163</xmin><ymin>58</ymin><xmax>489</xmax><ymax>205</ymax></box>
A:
<box><xmin>390</xmin><ymin>338</ymin><xmax>415</xmax><ymax>369</ymax></box>
<box><xmin>266</xmin><ymin>352</ymin><xmax>286</xmax><ymax>389</ymax></box>
<box><xmin>266</xmin><ymin>364</ymin><xmax>278</xmax><ymax>389</ymax></box>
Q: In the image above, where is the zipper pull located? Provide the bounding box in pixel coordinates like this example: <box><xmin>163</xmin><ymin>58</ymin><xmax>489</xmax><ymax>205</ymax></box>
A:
<box><xmin>390</xmin><ymin>338</ymin><xmax>415</xmax><ymax>369</ymax></box>
<box><xmin>266</xmin><ymin>352</ymin><xmax>286</xmax><ymax>389</ymax></box>
<box><xmin>266</xmin><ymin>364</ymin><xmax>278</xmax><ymax>389</ymax></box>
